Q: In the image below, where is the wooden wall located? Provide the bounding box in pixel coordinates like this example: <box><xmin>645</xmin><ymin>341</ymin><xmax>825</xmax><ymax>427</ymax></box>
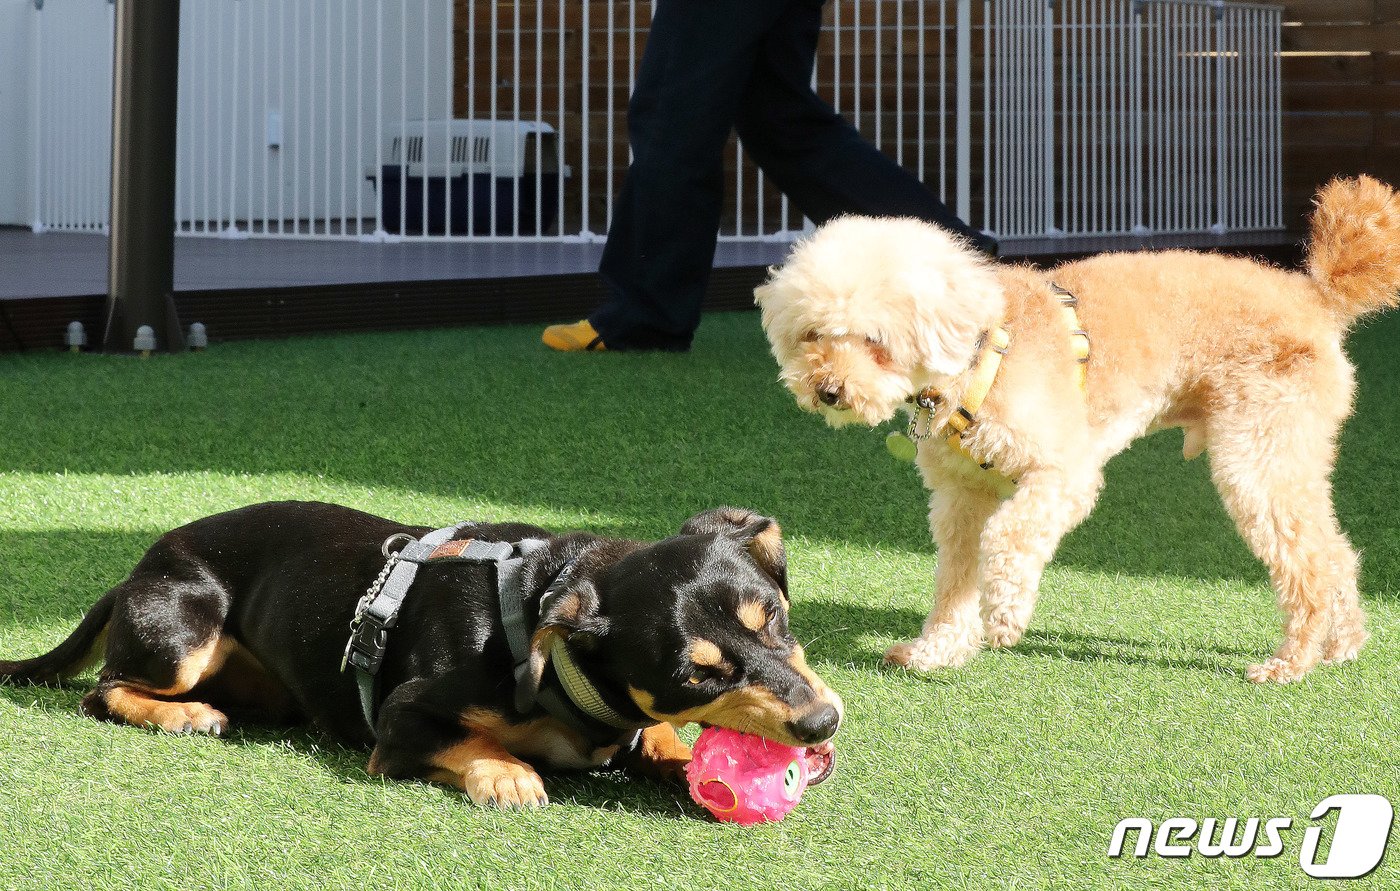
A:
<box><xmin>1280</xmin><ymin>1</ymin><xmax>1400</xmax><ymax>231</ymax></box>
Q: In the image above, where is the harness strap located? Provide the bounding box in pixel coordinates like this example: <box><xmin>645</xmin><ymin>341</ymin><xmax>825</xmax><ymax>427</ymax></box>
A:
<box><xmin>342</xmin><ymin>523</ymin><xmax>540</xmax><ymax>736</ymax></box>
<box><xmin>496</xmin><ymin>542</ymin><xmax>547</xmax><ymax>696</ymax></box>
<box><xmin>343</xmin><ymin>524</ymin><xmax>475</xmax><ymax>732</ymax></box>
<box><xmin>940</xmin><ymin>326</ymin><xmax>1010</xmax><ymax>460</ymax></box>
<box><xmin>1050</xmin><ymin>282</ymin><xmax>1092</xmax><ymax>390</ymax></box>
<box><xmin>901</xmin><ymin>281</ymin><xmax>1091</xmax><ymax>478</ymax></box>
<box><xmin>343</xmin><ymin>527</ymin><xmax>643</xmax><ymax>748</ymax></box>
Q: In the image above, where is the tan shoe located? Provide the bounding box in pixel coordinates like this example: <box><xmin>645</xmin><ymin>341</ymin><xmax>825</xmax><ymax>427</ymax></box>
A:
<box><xmin>542</xmin><ymin>319</ymin><xmax>607</xmax><ymax>352</ymax></box>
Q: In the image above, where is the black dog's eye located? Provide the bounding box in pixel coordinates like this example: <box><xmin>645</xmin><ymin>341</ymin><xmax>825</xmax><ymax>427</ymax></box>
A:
<box><xmin>687</xmin><ymin>664</ymin><xmax>731</xmax><ymax>687</ymax></box>
<box><xmin>764</xmin><ymin>610</ymin><xmax>792</xmax><ymax>644</ymax></box>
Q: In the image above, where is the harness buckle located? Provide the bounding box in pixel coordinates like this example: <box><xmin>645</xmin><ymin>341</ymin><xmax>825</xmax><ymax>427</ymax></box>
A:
<box><xmin>341</xmin><ymin>549</ymin><xmax>402</xmax><ymax>673</ymax></box>
<box><xmin>342</xmin><ymin>614</ymin><xmax>392</xmax><ymax>674</ymax></box>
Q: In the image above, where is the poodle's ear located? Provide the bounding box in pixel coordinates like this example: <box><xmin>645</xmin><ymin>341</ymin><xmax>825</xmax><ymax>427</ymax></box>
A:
<box><xmin>914</xmin><ymin>310</ymin><xmax>985</xmax><ymax>376</ymax></box>
<box><xmin>681</xmin><ymin>508</ymin><xmax>788</xmax><ymax>601</ymax></box>
<box><xmin>904</xmin><ymin>268</ymin><xmax>1004</xmax><ymax>377</ymax></box>
<box><xmin>517</xmin><ymin>579</ymin><xmax>609</xmax><ymax>711</ymax></box>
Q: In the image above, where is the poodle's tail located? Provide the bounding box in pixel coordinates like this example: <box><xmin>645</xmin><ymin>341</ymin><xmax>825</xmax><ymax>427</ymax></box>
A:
<box><xmin>0</xmin><ymin>591</ymin><xmax>114</xmax><ymax>686</ymax></box>
<box><xmin>1306</xmin><ymin>174</ymin><xmax>1400</xmax><ymax>326</ymax></box>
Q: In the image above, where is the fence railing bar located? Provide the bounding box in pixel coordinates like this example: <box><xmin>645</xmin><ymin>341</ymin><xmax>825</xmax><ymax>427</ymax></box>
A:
<box><xmin>581</xmin><ymin>0</ymin><xmax>590</xmax><ymax>237</ymax></box>
<box><xmin>442</xmin><ymin>0</ymin><xmax>453</xmax><ymax>237</ymax></box>
<box><xmin>955</xmin><ymin>0</ymin><xmax>970</xmax><ymax>221</ymax></box>
<box><xmin>30</xmin><ymin>5</ymin><xmax>41</xmax><ymax>231</ymax></box>
<box><xmin>512</xmin><ymin>0</ymin><xmax>521</xmax><ymax>238</ymax></box>
<box><xmin>419</xmin><ymin>2</ymin><xmax>429</xmax><ymax>237</ymax></box>
<box><xmin>606</xmin><ymin>0</ymin><xmax>615</xmax><ymax>234</ymax></box>
<box><xmin>919</xmin><ymin>0</ymin><xmax>928</xmax><ymax>195</ymax></box>
<box><xmin>853</xmin><ymin>0</ymin><xmax>862</xmax><ymax>132</ymax></box>
<box><xmin>353</xmin><ymin>0</ymin><xmax>362</xmax><ymax>237</ymax></box>
<box><xmin>230</xmin><ymin>2</ymin><xmax>243</xmax><ymax>234</ymax></box>
<box><xmin>874</xmin><ymin>0</ymin><xmax>882</xmax><ymax>150</ymax></box>
<box><xmin>373</xmin><ymin>0</ymin><xmax>383</xmax><ymax>237</ymax></box>
<box><xmin>556</xmin><ymin>0</ymin><xmax>564</xmax><ymax>240</ymax></box>
<box><xmin>534</xmin><ymin>0</ymin><xmax>544</xmax><ymax>237</ymax></box>
<box><xmin>895</xmin><ymin>0</ymin><xmax>904</xmax><ymax>167</ymax></box>
<box><xmin>339</xmin><ymin>1</ymin><xmax>349</xmax><ymax>236</ymax></box>
<box><xmin>467</xmin><ymin>0</ymin><xmax>477</xmax><ymax>236</ymax></box>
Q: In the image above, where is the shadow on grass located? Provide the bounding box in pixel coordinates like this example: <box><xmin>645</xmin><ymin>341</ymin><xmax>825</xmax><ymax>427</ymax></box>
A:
<box><xmin>1</xmin><ymin>313</ymin><xmax>1396</xmax><ymax>598</ymax></box>
<box><xmin>208</xmin><ymin>724</ymin><xmax>701</xmax><ymax>819</ymax></box>
<box><xmin>0</xmin><ymin>683</ymin><xmax>700</xmax><ymax>819</ymax></box>
<box><xmin>797</xmin><ymin>597</ymin><xmax>1260</xmax><ymax>677</ymax></box>
<box><xmin>1006</xmin><ymin>629</ymin><xmax>1247</xmax><ymax>677</ymax></box>
<box><xmin>0</xmin><ymin>529</ymin><xmax>163</xmax><ymax>630</ymax></box>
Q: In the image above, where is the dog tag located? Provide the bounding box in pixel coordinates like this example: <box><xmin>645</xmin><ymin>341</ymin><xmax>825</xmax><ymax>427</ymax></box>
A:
<box><xmin>885</xmin><ymin>431</ymin><xmax>918</xmax><ymax>462</ymax></box>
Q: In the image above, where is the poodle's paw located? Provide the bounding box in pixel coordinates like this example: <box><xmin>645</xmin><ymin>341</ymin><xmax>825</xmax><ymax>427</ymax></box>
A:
<box><xmin>884</xmin><ymin>627</ymin><xmax>982</xmax><ymax>672</ymax></box>
<box><xmin>1246</xmin><ymin>656</ymin><xmax>1314</xmax><ymax>685</ymax></box>
<box><xmin>982</xmin><ymin>610</ymin><xmax>1028</xmax><ymax>649</ymax></box>
<box><xmin>1321</xmin><ymin>627</ymin><xmax>1368</xmax><ymax>666</ymax></box>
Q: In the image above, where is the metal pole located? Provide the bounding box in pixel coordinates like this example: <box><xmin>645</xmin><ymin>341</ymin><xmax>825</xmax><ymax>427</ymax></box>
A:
<box><xmin>104</xmin><ymin>0</ymin><xmax>184</xmax><ymax>352</ymax></box>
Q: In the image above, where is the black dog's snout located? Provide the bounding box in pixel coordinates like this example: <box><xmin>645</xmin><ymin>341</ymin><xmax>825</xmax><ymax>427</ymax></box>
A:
<box><xmin>817</xmin><ymin>386</ymin><xmax>842</xmax><ymax>406</ymax></box>
<box><xmin>787</xmin><ymin>703</ymin><xmax>841</xmax><ymax>745</ymax></box>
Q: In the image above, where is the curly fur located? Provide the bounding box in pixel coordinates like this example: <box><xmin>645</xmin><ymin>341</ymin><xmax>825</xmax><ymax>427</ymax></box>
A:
<box><xmin>757</xmin><ymin>177</ymin><xmax>1398</xmax><ymax>683</ymax></box>
<box><xmin>1307</xmin><ymin>175</ymin><xmax>1400</xmax><ymax>324</ymax></box>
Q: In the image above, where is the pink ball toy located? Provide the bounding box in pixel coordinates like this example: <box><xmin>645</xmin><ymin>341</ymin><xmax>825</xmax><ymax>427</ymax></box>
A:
<box><xmin>685</xmin><ymin>727</ymin><xmax>836</xmax><ymax>825</ymax></box>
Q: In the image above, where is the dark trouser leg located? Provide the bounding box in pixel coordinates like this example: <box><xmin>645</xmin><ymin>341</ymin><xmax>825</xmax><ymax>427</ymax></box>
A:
<box><xmin>734</xmin><ymin>0</ymin><xmax>987</xmax><ymax>245</ymax></box>
<box><xmin>593</xmin><ymin>0</ymin><xmax>789</xmax><ymax>350</ymax></box>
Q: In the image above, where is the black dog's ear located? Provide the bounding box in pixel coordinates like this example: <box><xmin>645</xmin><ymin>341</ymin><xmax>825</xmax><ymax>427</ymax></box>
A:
<box><xmin>517</xmin><ymin>580</ymin><xmax>609</xmax><ymax>712</ymax></box>
<box><xmin>681</xmin><ymin>507</ymin><xmax>788</xmax><ymax>600</ymax></box>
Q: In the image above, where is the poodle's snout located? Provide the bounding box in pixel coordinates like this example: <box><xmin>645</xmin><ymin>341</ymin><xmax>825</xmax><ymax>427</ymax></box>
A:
<box><xmin>816</xmin><ymin>383</ymin><xmax>844</xmax><ymax>407</ymax></box>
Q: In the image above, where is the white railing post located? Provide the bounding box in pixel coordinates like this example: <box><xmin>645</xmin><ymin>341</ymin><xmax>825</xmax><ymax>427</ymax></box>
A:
<box><xmin>30</xmin><ymin>0</ymin><xmax>44</xmax><ymax>232</ymax></box>
<box><xmin>1211</xmin><ymin>0</ymin><xmax>1226</xmax><ymax>233</ymax></box>
<box><xmin>980</xmin><ymin>0</ymin><xmax>989</xmax><ymax>230</ymax></box>
<box><xmin>956</xmin><ymin>0</ymin><xmax>972</xmax><ymax>222</ymax></box>
<box><xmin>1042</xmin><ymin>0</ymin><xmax>1056</xmax><ymax>235</ymax></box>
<box><xmin>581</xmin><ymin>0</ymin><xmax>591</xmax><ymax>239</ymax></box>
<box><xmin>1131</xmin><ymin>0</ymin><xmax>1146</xmax><ymax>234</ymax></box>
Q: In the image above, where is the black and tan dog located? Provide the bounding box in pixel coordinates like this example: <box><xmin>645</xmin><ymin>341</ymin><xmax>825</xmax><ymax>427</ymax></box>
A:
<box><xmin>0</xmin><ymin>501</ymin><xmax>842</xmax><ymax>808</ymax></box>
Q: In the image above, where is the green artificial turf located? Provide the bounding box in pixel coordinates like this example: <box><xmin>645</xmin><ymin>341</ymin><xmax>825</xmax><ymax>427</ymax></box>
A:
<box><xmin>1</xmin><ymin>310</ymin><xmax>1396</xmax><ymax>891</ymax></box>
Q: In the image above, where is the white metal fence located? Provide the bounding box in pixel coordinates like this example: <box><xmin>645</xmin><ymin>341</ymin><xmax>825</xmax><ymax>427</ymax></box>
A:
<box><xmin>984</xmin><ymin>0</ymin><xmax>1282</xmax><ymax>238</ymax></box>
<box><xmin>29</xmin><ymin>0</ymin><xmax>114</xmax><ymax>234</ymax></box>
<box><xmin>28</xmin><ymin>0</ymin><xmax>1280</xmax><ymax>242</ymax></box>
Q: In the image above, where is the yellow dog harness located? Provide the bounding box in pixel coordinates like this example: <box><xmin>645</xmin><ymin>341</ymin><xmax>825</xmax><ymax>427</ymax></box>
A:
<box><xmin>887</xmin><ymin>282</ymin><xmax>1091</xmax><ymax>475</ymax></box>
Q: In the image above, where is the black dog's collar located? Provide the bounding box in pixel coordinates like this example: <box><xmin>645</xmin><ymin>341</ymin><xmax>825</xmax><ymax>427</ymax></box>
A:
<box><xmin>507</xmin><ymin>548</ymin><xmax>652</xmax><ymax>745</ymax></box>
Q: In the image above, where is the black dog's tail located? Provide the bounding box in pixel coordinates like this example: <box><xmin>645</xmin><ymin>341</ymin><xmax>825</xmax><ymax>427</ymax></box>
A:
<box><xmin>0</xmin><ymin>591</ymin><xmax>115</xmax><ymax>685</ymax></box>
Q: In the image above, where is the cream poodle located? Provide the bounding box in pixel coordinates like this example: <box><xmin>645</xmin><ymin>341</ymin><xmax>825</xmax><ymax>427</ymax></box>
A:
<box><xmin>756</xmin><ymin>176</ymin><xmax>1400</xmax><ymax>683</ymax></box>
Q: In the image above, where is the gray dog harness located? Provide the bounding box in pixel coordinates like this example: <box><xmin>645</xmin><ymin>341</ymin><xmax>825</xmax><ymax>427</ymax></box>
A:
<box><xmin>341</xmin><ymin>525</ymin><xmax>648</xmax><ymax>748</ymax></box>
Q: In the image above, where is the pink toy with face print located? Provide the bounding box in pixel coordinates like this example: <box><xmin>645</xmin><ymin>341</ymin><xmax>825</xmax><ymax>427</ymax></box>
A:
<box><xmin>685</xmin><ymin>727</ymin><xmax>836</xmax><ymax>825</ymax></box>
